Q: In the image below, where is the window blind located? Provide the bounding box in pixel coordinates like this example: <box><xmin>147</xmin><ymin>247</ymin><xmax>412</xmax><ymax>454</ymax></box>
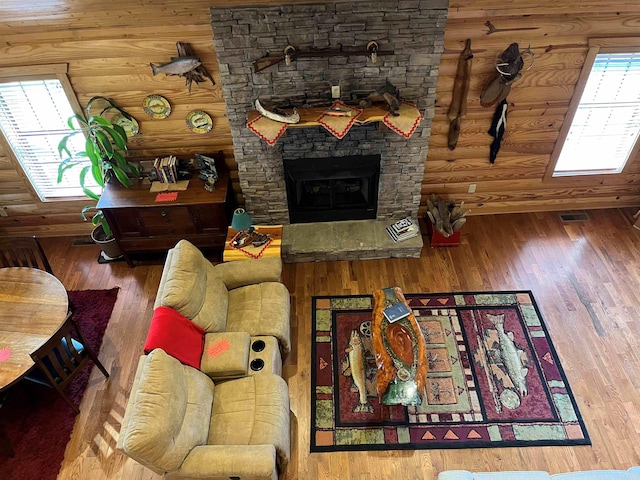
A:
<box><xmin>554</xmin><ymin>52</ymin><xmax>640</xmax><ymax>175</ymax></box>
<box><xmin>0</xmin><ymin>79</ymin><xmax>94</xmax><ymax>199</ymax></box>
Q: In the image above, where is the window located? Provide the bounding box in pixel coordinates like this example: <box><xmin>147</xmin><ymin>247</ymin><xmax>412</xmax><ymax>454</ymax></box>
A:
<box><xmin>0</xmin><ymin>67</ymin><xmax>92</xmax><ymax>200</ymax></box>
<box><xmin>549</xmin><ymin>40</ymin><xmax>640</xmax><ymax>177</ymax></box>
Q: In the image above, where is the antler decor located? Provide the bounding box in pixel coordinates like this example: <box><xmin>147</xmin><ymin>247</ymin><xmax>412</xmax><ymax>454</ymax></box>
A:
<box><xmin>425</xmin><ymin>194</ymin><xmax>470</xmax><ymax>238</ymax></box>
<box><xmin>480</xmin><ymin>42</ymin><xmax>533</xmax><ymax>108</ymax></box>
<box><xmin>253</xmin><ymin>42</ymin><xmax>394</xmax><ymax>73</ymax></box>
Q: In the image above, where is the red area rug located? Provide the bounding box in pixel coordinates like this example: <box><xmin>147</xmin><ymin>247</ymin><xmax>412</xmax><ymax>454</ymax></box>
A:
<box><xmin>0</xmin><ymin>287</ymin><xmax>119</xmax><ymax>479</ymax></box>
<box><xmin>311</xmin><ymin>291</ymin><xmax>590</xmax><ymax>451</ymax></box>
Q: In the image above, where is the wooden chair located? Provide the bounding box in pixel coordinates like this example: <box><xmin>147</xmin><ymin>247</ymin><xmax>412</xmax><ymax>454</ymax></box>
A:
<box><xmin>25</xmin><ymin>312</ymin><xmax>109</xmax><ymax>414</ymax></box>
<box><xmin>0</xmin><ymin>236</ymin><xmax>53</xmax><ymax>275</ymax></box>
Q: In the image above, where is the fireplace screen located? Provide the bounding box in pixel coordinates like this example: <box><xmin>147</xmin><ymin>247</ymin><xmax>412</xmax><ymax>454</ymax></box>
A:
<box><xmin>284</xmin><ymin>155</ymin><xmax>380</xmax><ymax>223</ymax></box>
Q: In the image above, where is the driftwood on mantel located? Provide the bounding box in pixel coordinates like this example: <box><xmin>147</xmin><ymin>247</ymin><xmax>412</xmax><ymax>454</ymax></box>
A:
<box><xmin>176</xmin><ymin>41</ymin><xmax>215</xmax><ymax>92</ymax></box>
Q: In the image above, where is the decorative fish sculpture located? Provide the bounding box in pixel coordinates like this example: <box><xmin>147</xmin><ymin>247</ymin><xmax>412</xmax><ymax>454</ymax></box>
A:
<box><xmin>487</xmin><ymin>314</ymin><xmax>528</xmax><ymax>396</ymax></box>
<box><xmin>323</xmin><ymin>108</ymin><xmax>355</xmax><ymax>117</ymax></box>
<box><xmin>150</xmin><ymin>56</ymin><xmax>202</xmax><ymax>76</ymax></box>
<box><xmin>346</xmin><ymin>330</ymin><xmax>374</xmax><ymax>413</ymax></box>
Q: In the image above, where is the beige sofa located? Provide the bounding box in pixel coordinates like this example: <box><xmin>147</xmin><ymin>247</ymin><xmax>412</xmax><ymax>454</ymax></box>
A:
<box><xmin>117</xmin><ymin>349</ymin><xmax>290</xmax><ymax>480</ymax></box>
<box><xmin>154</xmin><ymin>239</ymin><xmax>291</xmax><ymax>356</ymax></box>
<box><xmin>117</xmin><ymin>240</ymin><xmax>293</xmax><ymax>478</ymax></box>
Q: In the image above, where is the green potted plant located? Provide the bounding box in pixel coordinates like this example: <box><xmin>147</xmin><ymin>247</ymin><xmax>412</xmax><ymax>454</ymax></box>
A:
<box><xmin>57</xmin><ymin>96</ymin><xmax>140</xmax><ymax>259</ymax></box>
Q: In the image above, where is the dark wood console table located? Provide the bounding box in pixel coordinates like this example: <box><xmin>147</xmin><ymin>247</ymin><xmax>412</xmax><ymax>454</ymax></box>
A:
<box><xmin>97</xmin><ymin>152</ymin><xmax>234</xmax><ymax>266</ymax></box>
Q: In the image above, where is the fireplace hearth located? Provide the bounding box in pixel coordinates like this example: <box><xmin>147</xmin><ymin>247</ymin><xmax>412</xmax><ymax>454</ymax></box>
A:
<box><xmin>284</xmin><ymin>155</ymin><xmax>380</xmax><ymax>223</ymax></box>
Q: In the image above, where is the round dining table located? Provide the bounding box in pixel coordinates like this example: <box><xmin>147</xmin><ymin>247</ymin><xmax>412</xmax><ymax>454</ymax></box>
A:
<box><xmin>0</xmin><ymin>267</ymin><xmax>68</xmax><ymax>391</ymax></box>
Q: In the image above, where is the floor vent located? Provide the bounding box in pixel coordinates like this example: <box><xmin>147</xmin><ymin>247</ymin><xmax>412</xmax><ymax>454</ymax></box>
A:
<box><xmin>72</xmin><ymin>236</ymin><xmax>94</xmax><ymax>246</ymax></box>
<box><xmin>559</xmin><ymin>212</ymin><xmax>590</xmax><ymax>222</ymax></box>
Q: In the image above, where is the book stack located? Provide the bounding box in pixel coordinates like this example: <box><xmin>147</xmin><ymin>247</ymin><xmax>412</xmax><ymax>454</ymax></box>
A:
<box><xmin>382</xmin><ymin>301</ymin><xmax>411</xmax><ymax>323</ymax></box>
<box><xmin>153</xmin><ymin>155</ymin><xmax>178</xmax><ymax>183</ymax></box>
<box><xmin>386</xmin><ymin>217</ymin><xmax>420</xmax><ymax>243</ymax></box>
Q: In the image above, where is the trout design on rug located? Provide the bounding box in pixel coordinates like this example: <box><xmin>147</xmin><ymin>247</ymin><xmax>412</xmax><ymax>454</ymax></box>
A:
<box><xmin>486</xmin><ymin>313</ymin><xmax>529</xmax><ymax>401</ymax></box>
<box><xmin>311</xmin><ymin>291</ymin><xmax>590</xmax><ymax>452</ymax></box>
<box><xmin>342</xmin><ymin>329</ymin><xmax>376</xmax><ymax>413</ymax></box>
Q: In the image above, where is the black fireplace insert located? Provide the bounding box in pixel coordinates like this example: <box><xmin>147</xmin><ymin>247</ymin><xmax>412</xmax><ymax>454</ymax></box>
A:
<box><xmin>283</xmin><ymin>154</ymin><xmax>380</xmax><ymax>223</ymax></box>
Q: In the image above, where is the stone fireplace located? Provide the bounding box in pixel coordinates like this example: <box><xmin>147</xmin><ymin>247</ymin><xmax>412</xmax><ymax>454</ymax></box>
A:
<box><xmin>210</xmin><ymin>0</ymin><xmax>448</xmax><ymax>229</ymax></box>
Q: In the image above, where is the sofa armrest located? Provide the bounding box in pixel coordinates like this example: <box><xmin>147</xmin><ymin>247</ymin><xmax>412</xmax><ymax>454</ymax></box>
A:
<box><xmin>167</xmin><ymin>444</ymin><xmax>277</xmax><ymax>480</ymax></box>
<box><xmin>214</xmin><ymin>256</ymin><xmax>283</xmax><ymax>290</ymax></box>
<box><xmin>116</xmin><ymin>356</ymin><xmax>150</xmax><ymax>457</ymax></box>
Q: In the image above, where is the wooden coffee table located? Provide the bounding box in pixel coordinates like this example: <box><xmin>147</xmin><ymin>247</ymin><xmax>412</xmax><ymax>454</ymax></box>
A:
<box><xmin>371</xmin><ymin>286</ymin><xmax>428</xmax><ymax>406</ymax></box>
<box><xmin>0</xmin><ymin>267</ymin><xmax>69</xmax><ymax>391</ymax></box>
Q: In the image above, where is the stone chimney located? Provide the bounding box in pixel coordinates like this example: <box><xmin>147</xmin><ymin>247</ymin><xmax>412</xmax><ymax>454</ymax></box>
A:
<box><xmin>210</xmin><ymin>0</ymin><xmax>448</xmax><ymax>224</ymax></box>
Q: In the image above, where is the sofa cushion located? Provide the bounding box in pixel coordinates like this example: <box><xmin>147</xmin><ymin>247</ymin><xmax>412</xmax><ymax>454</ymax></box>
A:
<box><xmin>144</xmin><ymin>306</ymin><xmax>205</xmax><ymax>369</ymax></box>
<box><xmin>226</xmin><ymin>282</ymin><xmax>291</xmax><ymax>354</ymax></box>
<box><xmin>200</xmin><ymin>332</ymin><xmax>250</xmax><ymax>379</ymax></box>
<box><xmin>438</xmin><ymin>472</ymin><xmax>550</xmax><ymax>480</ymax></box>
<box><xmin>155</xmin><ymin>240</ymin><xmax>229</xmax><ymax>332</ymax></box>
<box><xmin>553</xmin><ymin>472</ymin><xmax>639</xmax><ymax>479</ymax></box>
<box><xmin>474</xmin><ymin>474</ymin><xmax>550</xmax><ymax>480</ymax></box>
<box><xmin>193</xmin><ymin>263</ymin><xmax>229</xmax><ymax>332</ymax></box>
<box><xmin>208</xmin><ymin>373</ymin><xmax>290</xmax><ymax>470</ymax></box>
<box><xmin>438</xmin><ymin>470</ymin><xmax>640</xmax><ymax>480</ymax></box>
<box><xmin>166</xmin><ymin>445</ymin><xmax>278</xmax><ymax>480</ymax></box>
<box><xmin>118</xmin><ymin>349</ymin><xmax>215</xmax><ymax>474</ymax></box>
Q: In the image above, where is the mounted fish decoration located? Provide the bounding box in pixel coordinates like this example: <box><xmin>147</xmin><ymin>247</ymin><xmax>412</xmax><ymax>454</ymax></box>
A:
<box><xmin>150</xmin><ymin>56</ymin><xmax>202</xmax><ymax>76</ymax></box>
<box><xmin>150</xmin><ymin>42</ymin><xmax>215</xmax><ymax>93</ymax></box>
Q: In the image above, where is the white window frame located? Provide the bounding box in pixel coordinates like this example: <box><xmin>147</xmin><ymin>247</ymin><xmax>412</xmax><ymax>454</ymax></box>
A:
<box><xmin>545</xmin><ymin>37</ymin><xmax>640</xmax><ymax>180</ymax></box>
<box><xmin>0</xmin><ymin>64</ymin><xmax>86</xmax><ymax>201</ymax></box>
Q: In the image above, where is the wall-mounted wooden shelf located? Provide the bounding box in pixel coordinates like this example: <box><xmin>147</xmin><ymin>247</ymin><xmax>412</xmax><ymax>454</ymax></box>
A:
<box><xmin>247</xmin><ymin>105</ymin><xmax>391</xmax><ymax>128</ymax></box>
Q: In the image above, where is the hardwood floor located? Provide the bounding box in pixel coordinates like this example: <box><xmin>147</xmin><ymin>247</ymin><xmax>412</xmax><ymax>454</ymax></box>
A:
<box><xmin>41</xmin><ymin>208</ymin><xmax>640</xmax><ymax>480</ymax></box>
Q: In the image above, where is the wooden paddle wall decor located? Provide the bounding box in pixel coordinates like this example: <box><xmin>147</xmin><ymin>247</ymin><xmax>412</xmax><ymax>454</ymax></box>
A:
<box><xmin>447</xmin><ymin>39</ymin><xmax>473</xmax><ymax>150</ymax></box>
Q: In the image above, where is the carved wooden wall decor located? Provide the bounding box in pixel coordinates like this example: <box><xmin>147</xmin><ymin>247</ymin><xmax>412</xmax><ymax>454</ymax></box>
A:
<box><xmin>1</xmin><ymin>0</ymin><xmax>639</xmax><ymax>238</ymax></box>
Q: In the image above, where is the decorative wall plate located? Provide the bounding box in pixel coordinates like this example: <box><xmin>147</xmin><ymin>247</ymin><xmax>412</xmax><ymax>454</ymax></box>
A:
<box><xmin>111</xmin><ymin>113</ymin><xmax>140</xmax><ymax>137</ymax></box>
<box><xmin>142</xmin><ymin>94</ymin><xmax>171</xmax><ymax>119</ymax></box>
<box><xmin>186</xmin><ymin>110</ymin><xmax>213</xmax><ymax>134</ymax></box>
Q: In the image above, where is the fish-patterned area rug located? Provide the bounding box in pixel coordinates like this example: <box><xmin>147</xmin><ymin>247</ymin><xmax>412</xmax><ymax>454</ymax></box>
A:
<box><xmin>311</xmin><ymin>291</ymin><xmax>590</xmax><ymax>452</ymax></box>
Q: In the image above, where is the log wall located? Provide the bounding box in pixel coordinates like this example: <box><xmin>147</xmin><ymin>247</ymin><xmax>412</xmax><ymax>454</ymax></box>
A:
<box><xmin>0</xmin><ymin>0</ymin><xmax>236</xmax><ymax>237</ymax></box>
<box><xmin>0</xmin><ymin>0</ymin><xmax>639</xmax><ymax>237</ymax></box>
<box><xmin>427</xmin><ymin>0</ymin><xmax>640</xmax><ymax>216</ymax></box>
